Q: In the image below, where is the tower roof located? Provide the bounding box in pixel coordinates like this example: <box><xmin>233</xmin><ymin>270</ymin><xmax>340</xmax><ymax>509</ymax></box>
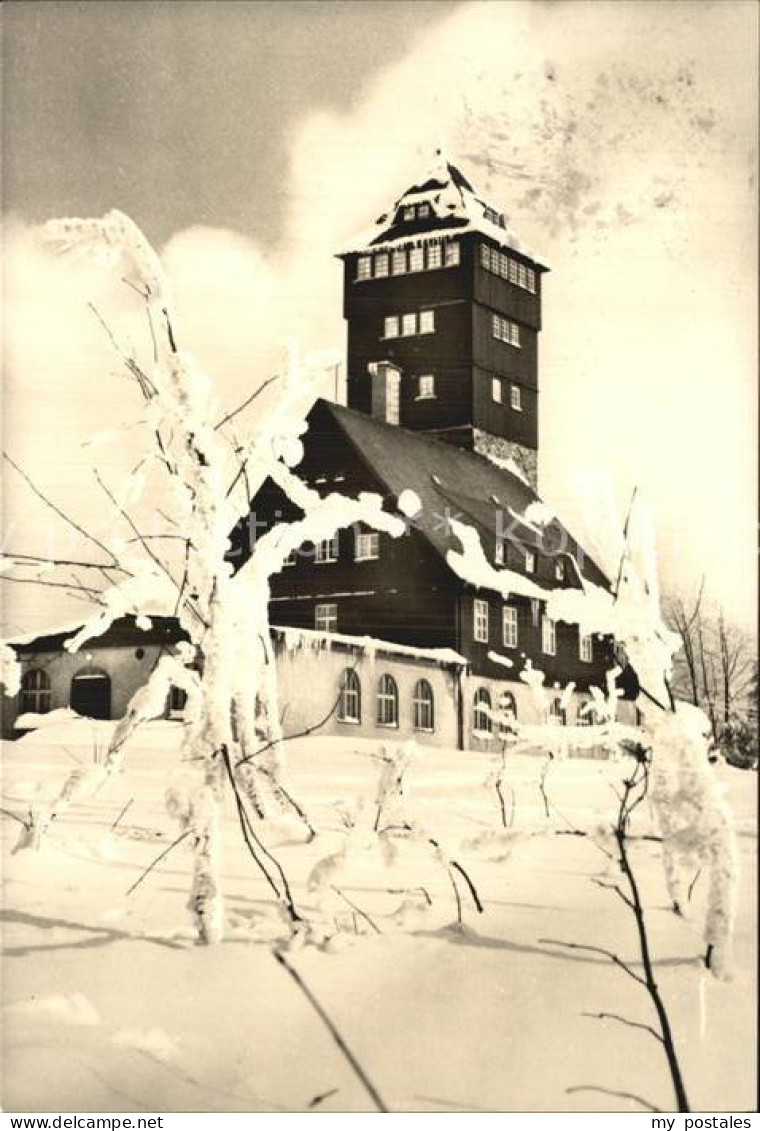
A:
<box><xmin>339</xmin><ymin>151</ymin><xmax>547</xmax><ymax>268</ymax></box>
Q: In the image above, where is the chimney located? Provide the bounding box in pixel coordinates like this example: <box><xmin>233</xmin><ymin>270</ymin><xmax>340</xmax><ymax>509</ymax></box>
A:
<box><xmin>368</xmin><ymin>361</ymin><xmax>401</xmax><ymax>425</ymax></box>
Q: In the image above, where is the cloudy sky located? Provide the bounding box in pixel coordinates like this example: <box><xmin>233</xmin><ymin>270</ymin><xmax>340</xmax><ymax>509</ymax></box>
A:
<box><xmin>2</xmin><ymin>0</ymin><xmax>757</xmax><ymax>636</ymax></box>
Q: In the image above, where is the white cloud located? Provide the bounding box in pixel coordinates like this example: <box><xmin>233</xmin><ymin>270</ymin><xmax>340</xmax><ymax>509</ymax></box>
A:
<box><xmin>2</xmin><ymin>0</ymin><xmax>757</xmax><ymax>633</ymax></box>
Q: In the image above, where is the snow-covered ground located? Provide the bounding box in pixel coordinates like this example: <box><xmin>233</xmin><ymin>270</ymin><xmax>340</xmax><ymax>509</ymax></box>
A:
<box><xmin>2</xmin><ymin>721</ymin><xmax>756</xmax><ymax>1113</ymax></box>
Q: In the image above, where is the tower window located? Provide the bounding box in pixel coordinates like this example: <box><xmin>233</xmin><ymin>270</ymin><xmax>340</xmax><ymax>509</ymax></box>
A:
<box><xmin>580</xmin><ymin>633</ymin><xmax>593</xmax><ymax>663</ymax></box>
<box><xmin>542</xmin><ymin>616</ymin><xmax>557</xmax><ymax>656</ymax></box>
<box><xmin>402</xmin><ymin>313</ymin><xmax>417</xmax><ymax>336</ymax></box>
<box><xmin>427</xmin><ymin>243</ymin><xmax>442</xmax><ymax>270</ymax></box>
<box><xmin>392</xmin><ymin>249</ymin><xmax>407</xmax><ymax>275</ymax></box>
<box><xmin>315</xmin><ymin>602</ymin><xmax>338</xmax><ymax>633</ymax></box>
<box><xmin>356</xmin><ymin>257</ymin><xmax>372</xmax><ymax>281</ymax></box>
<box><xmin>525</xmin><ymin>550</ymin><xmax>536</xmax><ymax>574</ymax></box>
<box><xmin>419</xmin><ymin>310</ymin><xmax>435</xmax><ymax>334</ymax></box>
<box><xmin>479</xmin><ymin>244</ymin><xmax>536</xmax><ymax>293</ymax></box>
<box><xmin>315</xmin><ymin>535</ymin><xmax>339</xmax><ymax>563</ymax></box>
<box><xmin>510</xmin><ymin>385</ymin><xmax>522</xmax><ymax>411</ymax></box>
<box><xmin>491</xmin><ymin>378</ymin><xmax>502</xmax><ymax>404</ymax></box>
<box><xmin>502</xmin><ymin>604</ymin><xmax>519</xmax><ymax>648</ymax></box>
<box><xmin>355</xmin><ymin>531</ymin><xmax>379</xmax><ymax>561</ymax></box>
<box><xmin>384</xmin><ymin>316</ymin><xmax>399</xmax><ymax>338</ymax></box>
<box><xmin>409</xmin><ymin>247</ymin><xmax>424</xmax><ymax>272</ymax></box>
<box><xmin>418</xmin><ymin>374</ymin><xmax>435</xmax><ymax>399</ymax></box>
<box><xmin>375</xmin><ymin>253</ymin><xmax>389</xmax><ymax>278</ymax></box>
<box><xmin>491</xmin><ymin>314</ymin><xmax>521</xmax><ymax>347</ymax></box>
<box><xmin>474</xmin><ymin>598</ymin><xmax>489</xmax><ymax>643</ymax></box>
<box><xmin>444</xmin><ymin>241</ymin><xmax>460</xmax><ymax>266</ymax></box>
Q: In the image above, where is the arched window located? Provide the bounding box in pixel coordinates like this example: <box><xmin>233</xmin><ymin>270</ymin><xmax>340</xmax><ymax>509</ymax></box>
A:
<box><xmin>548</xmin><ymin>696</ymin><xmax>566</xmax><ymax>726</ymax></box>
<box><xmin>377</xmin><ymin>674</ymin><xmax>398</xmax><ymax>727</ymax></box>
<box><xmin>20</xmin><ymin>669</ymin><xmax>51</xmax><ymax>715</ymax></box>
<box><xmin>169</xmin><ymin>686</ymin><xmax>188</xmax><ymax>717</ymax></box>
<box><xmin>338</xmin><ymin>669</ymin><xmax>361</xmax><ymax>724</ymax></box>
<box><xmin>473</xmin><ymin>687</ymin><xmax>492</xmax><ymax>734</ymax></box>
<box><xmin>497</xmin><ymin>690</ymin><xmax>517</xmax><ymax>736</ymax></box>
<box><xmin>577</xmin><ymin>699</ymin><xmax>598</xmax><ymax>726</ymax></box>
<box><xmin>70</xmin><ymin>669</ymin><xmax>111</xmax><ymax>720</ymax></box>
<box><xmin>413</xmin><ymin>679</ymin><xmax>434</xmax><ymax>732</ymax></box>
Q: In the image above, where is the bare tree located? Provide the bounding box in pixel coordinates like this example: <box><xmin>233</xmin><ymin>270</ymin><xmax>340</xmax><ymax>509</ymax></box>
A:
<box><xmin>714</xmin><ymin>612</ymin><xmax>756</xmax><ymax>726</ymax></box>
<box><xmin>665</xmin><ymin>589</ymin><xmax>756</xmax><ymax>738</ymax></box>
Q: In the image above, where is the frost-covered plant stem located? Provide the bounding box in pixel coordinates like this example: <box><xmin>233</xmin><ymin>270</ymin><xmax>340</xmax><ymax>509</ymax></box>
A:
<box><xmin>4</xmin><ymin>209</ymin><xmax>420</xmax><ymax>946</ymax></box>
<box><xmin>612</xmin><ymin>747</ymin><xmax>690</xmax><ymax>1113</ymax></box>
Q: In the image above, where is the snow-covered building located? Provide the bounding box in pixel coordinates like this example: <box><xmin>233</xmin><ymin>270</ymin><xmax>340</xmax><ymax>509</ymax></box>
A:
<box><xmin>3</xmin><ymin>155</ymin><xmax>637</xmax><ymax>748</ymax></box>
<box><xmin>229</xmin><ymin>156</ymin><xmax>637</xmax><ymax>743</ymax></box>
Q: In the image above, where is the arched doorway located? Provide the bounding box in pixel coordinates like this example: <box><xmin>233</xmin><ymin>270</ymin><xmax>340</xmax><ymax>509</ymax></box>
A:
<box><xmin>70</xmin><ymin>669</ymin><xmax>112</xmax><ymax>720</ymax></box>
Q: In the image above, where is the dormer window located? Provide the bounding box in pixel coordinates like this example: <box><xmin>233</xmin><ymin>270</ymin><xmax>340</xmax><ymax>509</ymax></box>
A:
<box><xmin>555</xmin><ymin>560</ymin><xmax>566</xmax><ymax>581</ymax></box>
<box><xmin>403</xmin><ymin>205</ymin><xmax>415</xmax><ymax>221</ymax></box>
<box><xmin>525</xmin><ymin>550</ymin><xmax>536</xmax><ymax>574</ymax></box>
<box><xmin>418</xmin><ymin>203</ymin><xmax>431</xmax><ymax>219</ymax></box>
<box><xmin>495</xmin><ymin>540</ymin><xmax>505</xmax><ymax>566</ymax></box>
<box><xmin>315</xmin><ymin>535</ymin><xmax>339</xmax><ymax>563</ymax></box>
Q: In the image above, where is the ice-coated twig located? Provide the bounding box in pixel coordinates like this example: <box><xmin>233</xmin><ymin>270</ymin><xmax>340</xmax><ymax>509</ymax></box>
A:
<box><xmin>274</xmin><ymin>950</ymin><xmax>389</xmax><ymax>1112</ymax></box>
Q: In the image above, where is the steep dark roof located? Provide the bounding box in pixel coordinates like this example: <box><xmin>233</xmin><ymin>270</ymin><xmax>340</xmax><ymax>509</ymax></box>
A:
<box><xmin>339</xmin><ymin>154</ymin><xmax>547</xmax><ymax>268</ymax></box>
<box><xmin>310</xmin><ymin>398</ymin><xmax>610</xmax><ymax>593</ymax></box>
<box><xmin>12</xmin><ymin>614</ymin><xmax>188</xmax><ymax>655</ymax></box>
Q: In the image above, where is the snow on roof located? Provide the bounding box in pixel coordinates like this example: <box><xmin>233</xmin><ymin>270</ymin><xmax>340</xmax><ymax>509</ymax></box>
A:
<box><xmin>308</xmin><ymin>399</ymin><xmax>610</xmax><ymax>594</ymax></box>
<box><xmin>339</xmin><ymin>152</ymin><xmax>547</xmax><ymax>267</ymax></box>
<box><xmin>274</xmin><ymin>624</ymin><xmax>467</xmax><ymax>667</ymax></box>
<box><xmin>8</xmin><ymin>614</ymin><xmax>188</xmax><ymax>654</ymax></box>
